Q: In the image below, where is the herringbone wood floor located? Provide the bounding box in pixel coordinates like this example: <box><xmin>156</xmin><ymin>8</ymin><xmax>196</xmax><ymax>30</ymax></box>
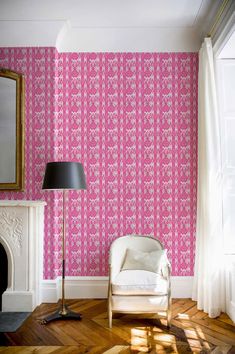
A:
<box><xmin>0</xmin><ymin>299</ymin><xmax>234</xmax><ymax>353</ymax></box>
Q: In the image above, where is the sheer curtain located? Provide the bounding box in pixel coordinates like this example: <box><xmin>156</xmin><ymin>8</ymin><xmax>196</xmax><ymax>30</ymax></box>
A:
<box><xmin>192</xmin><ymin>37</ymin><xmax>225</xmax><ymax>318</ymax></box>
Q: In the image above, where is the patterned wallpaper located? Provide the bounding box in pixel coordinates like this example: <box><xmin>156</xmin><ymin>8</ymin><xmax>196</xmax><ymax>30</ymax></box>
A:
<box><xmin>0</xmin><ymin>48</ymin><xmax>198</xmax><ymax>279</ymax></box>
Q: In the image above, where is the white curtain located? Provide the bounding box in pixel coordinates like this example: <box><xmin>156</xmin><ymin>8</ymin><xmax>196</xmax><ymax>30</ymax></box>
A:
<box><xmin>192</xmin><ymin>37</ymin><xmax>225</xmax><ymax>318</ymax></box>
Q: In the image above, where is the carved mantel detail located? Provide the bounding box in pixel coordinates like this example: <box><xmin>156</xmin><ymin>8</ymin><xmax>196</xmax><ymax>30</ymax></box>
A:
<box><xmin>0</xmin><ymin>208</ymin><xmax>23</xmax><ymax>255</ymax></box>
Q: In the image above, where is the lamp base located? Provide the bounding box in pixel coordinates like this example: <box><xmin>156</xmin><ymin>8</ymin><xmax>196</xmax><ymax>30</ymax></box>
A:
<box><xmin>38</xmin><ymin>304</ymin><xmax>82</xmax><ymax>324</ymax></box>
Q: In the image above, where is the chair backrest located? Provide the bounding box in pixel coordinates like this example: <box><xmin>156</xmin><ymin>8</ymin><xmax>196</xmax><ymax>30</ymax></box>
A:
<box><xmin>109</xmin><ymin>235</ymin><xmax>163</xmax><ymax>280</ymax></box>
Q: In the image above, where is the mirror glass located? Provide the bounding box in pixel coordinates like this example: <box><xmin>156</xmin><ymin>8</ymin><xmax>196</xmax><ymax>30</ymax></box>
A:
<box><xmin>0</xmin><ymin>69</ymin><xmax>24</xmax><ymax>190</ymax></box>
<box><xmin>0</xmin><ymin>77</ymin><xmax>16</xmax><ymax>182</ymax></box>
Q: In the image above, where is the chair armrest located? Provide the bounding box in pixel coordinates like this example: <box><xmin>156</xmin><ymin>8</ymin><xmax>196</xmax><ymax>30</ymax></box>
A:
<box><xmin>109</xmin><ymin>259</ymin><xmax>123</xmax><ymax>283</ymax></box>
<box><xmin>161</xmin><ymin>261</ymin><xmax>171</xmax><ymax>280</ymax></box>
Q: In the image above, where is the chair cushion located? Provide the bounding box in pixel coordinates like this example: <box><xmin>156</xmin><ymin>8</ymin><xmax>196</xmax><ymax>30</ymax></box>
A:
<box><xmin>121</xmin><ymin>248</ymin><xmax>167</xmax><ymax>274</ymax></box>
<box><xmin>111</xmin><ymin>295</ymin><xmax>168</xmax><ymax>312</ymax></box>
<box><xmin>112</xmin><ymin>270</ymin><xmax>168</xmax><ymax>295</ymax></box>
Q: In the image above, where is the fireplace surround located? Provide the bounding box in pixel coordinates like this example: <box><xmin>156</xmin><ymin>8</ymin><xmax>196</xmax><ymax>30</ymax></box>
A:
<box><xmin>0</xmin><ymin>200</ymin><xmax>46</xmax><ymax>311</ymax></box>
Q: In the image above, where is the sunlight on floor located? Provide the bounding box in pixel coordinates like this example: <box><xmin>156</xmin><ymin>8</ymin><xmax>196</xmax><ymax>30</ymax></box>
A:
<box><xmin>194</xmin><ymin>325</ymin><xmax>211</xmax><ymax>351</ymax></box>
<box><xmin>153</xmin><ymin>333</ymin><xmax>175</xmax><ymax>342</ymax></box>
<box><xmin>131</xmin><ymin>327</ymin><xmax>177</xmax><ymax>353</ymax></box>
<box><xmin>195</xmin><ymin>325</ymin><xmax>207</xmax><ymax>340</ymax></box>
<box><xmin>153</xmin><ymin>332</ymin><xmax>177</xmax><ymax>352</ymax></box>
<box><xmin>177</xmin><ymin>313</ymin><xmax>190</xmax><ymax>319</ymax></box>
<box><xmin>128</xmin><ymin>313</ymin><xmax>228</xmax><ymax>354</ymax></box>
<box><xmin>131</xmin><ymin>327</ymin><xmax>149</xmax><ymax>352</ymax></box>
<box><xmin>177</xmin><ymin>318</ymin><xmax>211</xmax><ymax>352</ymax></box>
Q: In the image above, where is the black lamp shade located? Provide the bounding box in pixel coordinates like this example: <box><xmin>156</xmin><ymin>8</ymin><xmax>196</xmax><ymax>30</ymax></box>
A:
<box><xmin>42</xmin><ymin>162</ymin><xmax>87</xmax><ymax>190</ymax></box>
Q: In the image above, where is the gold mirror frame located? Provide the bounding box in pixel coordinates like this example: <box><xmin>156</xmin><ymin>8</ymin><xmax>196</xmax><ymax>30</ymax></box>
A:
<box><xmin>0</xmin><ymin>69</ymin><xmax>24</xmax><ymax>190</ymax></box>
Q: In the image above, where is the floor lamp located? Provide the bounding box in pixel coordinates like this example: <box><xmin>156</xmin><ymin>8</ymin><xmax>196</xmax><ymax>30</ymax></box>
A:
<box><xmin>41</xmin><ymin>161</ymin><xmax>87</xmax><ymax>324</ymax></box>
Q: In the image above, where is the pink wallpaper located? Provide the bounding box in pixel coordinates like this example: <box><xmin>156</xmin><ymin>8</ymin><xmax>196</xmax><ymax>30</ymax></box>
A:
<box><xmin>0</xmin><ymin>48</ymin><xmax>198</xmax><ymax>279</ymax></box>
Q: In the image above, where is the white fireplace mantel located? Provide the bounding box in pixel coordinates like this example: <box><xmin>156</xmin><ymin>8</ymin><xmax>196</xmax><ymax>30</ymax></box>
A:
<box><xmin>0</xmin><ymin>200</ymin><xmax>46</xmax><ymax>312</ymax></box>
<box><xmin>0</xmin><ymin>200</ymin><xmax>46</xmax><ymax>207</ymax></box>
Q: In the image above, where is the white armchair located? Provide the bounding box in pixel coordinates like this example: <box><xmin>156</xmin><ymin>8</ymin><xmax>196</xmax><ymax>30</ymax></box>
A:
<box><xmin>108</xmin><ymin>235</ymin><xmax>171</xmax><ymax>328</ymax></box>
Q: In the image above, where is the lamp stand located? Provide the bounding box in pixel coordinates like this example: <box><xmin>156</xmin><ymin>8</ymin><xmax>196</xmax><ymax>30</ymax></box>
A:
<box><xmin>39</xmin><ymin>190</ymin><xmax>82</xmax><ymax>324</ymax></box>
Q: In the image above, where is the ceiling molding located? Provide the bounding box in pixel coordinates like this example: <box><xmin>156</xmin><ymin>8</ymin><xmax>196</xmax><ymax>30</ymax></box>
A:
<box><xmin>0</xmin><ymin>0</ymin><xmax>221</xmax><ymax>52</ymax></box>
<box><xmin>0</xmin><ymin>20</ymin><xmax>65</xmax><ymax>47</ymax></box>
<box><xmin>56</xmin><ymin>25</ymin><xmax>200</xmax><ymax>52</ymax></box>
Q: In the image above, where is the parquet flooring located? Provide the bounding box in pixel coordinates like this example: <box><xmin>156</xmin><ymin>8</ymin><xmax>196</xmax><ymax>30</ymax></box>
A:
<box><xmin>0</xmin><ymin>299</ymin><xmax>234</xmax><ymax>353</ymax></box>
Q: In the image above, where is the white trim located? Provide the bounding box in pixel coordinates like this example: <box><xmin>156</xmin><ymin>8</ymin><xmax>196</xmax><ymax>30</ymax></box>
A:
<box><xmin>2</xmin><ymin>291</ymin><xmax>34</xmax><ymax>312</ymax></box>
<box><xmin>171</xmin><ymin>276</ymin><xmax>194</xmax><ymax>298</ymax></box>
<box><xmin>0</xmin><ymin>201</ymin><xmax>45</xmax><ymax>312</ymax></box>
<box><xmin>213</xmin><ymin>8</ymin><xmax>235</xmax><ymax>58</ymax></box>
<box><xmin>0</xmin><ymin>200</ymin><xmax>46</xmax><ymax>207</ymax></box>
<box><xmin>41</xmin><ymin>276</ymin><xmax>193</xmax><ymax>303</ymax></box>
<box><xmin>56</xmin><ymin>26</ymin><xmax>200</xmax><ymax>52</ymax></box>
<box><xmin>225</xmin><ymin>255</ymin><xmax>235</xmax><ymax>322</ymax></box>
<box><xmin>227</xmin><ymin>301</ymin><xmax>235</xmax><ymax>323</ymax></box>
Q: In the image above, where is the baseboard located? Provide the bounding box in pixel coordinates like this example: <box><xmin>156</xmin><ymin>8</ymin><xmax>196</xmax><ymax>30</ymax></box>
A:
<box><xmin>171</xmin><ymin>276</ymin><xmax>194</xmax><ymax>298</ymax></box>
<box><xmin>227</xmin><ymin>300</ymin><xmax>235</xmax><ymax>323</ymax></box>
<box><xmin>41</xmin><ymin>276</ymin><xmax>194</xmax><ymax>303</ymax></box>
<box><xmin>2</xmin><ymin>290</ymin><xmax>34</xmax><ymax>312</ymax></box>
<box><xmin>225</xmin><ymin>255</ymin><xmax>235</xmax><ymax>322</ymax></box>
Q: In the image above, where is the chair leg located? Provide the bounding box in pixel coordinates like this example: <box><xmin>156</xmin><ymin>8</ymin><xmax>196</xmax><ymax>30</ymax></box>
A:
<box><xmin>108</xmin><ymin>295</ymin><xmax>112</xmax><ymax>329</ymax></box>
<box><xmin>167</xmin><ymin>308</ymin><xmax>171</xmax><ymax>329</ymax></box>
<box><xmin>166</xmin><ymin>290</ymin><xmax>172</xmax><ymax>329</ymax></box>
<box><xmin>108</xmin><ymin>306</ymin><xmax>112</xmax><ymax>328</ymax></box>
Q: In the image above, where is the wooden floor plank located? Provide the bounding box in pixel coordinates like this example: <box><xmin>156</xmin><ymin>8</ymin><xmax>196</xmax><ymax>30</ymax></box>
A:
<box><xmin>0</xmin><ymin>299</ymin><xmax>234</xmax><ymax>354</ymax></box>
<box><xmin>171</xmin><ymin>298</ymin><xmax>196</xmax><ymax>318</ymax></box>
<box><xmin>171</xmin><ymin>318</ymin><xmax>231</xmax><ymax>348</ymax></box>
<box><xmin>217</xmin><ymin>312</ymin><xmax>235</xmax><ymax>326</ymax></box>
<box><xmin>0</xmin><ymin>346</ymin><xmax>91</xmax><ymax>354</ymax></box>
<box><xmin>46</xmin><ymin>322</ymin><xmax>84</xmax><ymax>346</ymax></box>
<box><xmin>190</xmin><ymin>317</ymin><xmax>235</xmax><ymax>342</ymax></box>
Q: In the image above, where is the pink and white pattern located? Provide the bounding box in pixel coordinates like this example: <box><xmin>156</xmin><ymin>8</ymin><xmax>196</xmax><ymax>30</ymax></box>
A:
<box><xmin>0</xmin><ymin>48</ymin><xmax>198</xmax><ymax>278</ymax></box>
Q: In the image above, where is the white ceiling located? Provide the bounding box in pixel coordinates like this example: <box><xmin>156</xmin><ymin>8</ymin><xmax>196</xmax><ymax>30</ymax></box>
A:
<box><xmin>0</xmin><ymin>0</ymin><xmax>221</xmax><ymax>52</ymax></box>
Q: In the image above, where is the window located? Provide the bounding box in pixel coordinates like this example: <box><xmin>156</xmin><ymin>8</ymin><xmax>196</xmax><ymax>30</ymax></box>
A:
<box><xmin>217</xmin><ymin>57</ymin><xmax>235</xmax><ymax>254</ymax></box>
